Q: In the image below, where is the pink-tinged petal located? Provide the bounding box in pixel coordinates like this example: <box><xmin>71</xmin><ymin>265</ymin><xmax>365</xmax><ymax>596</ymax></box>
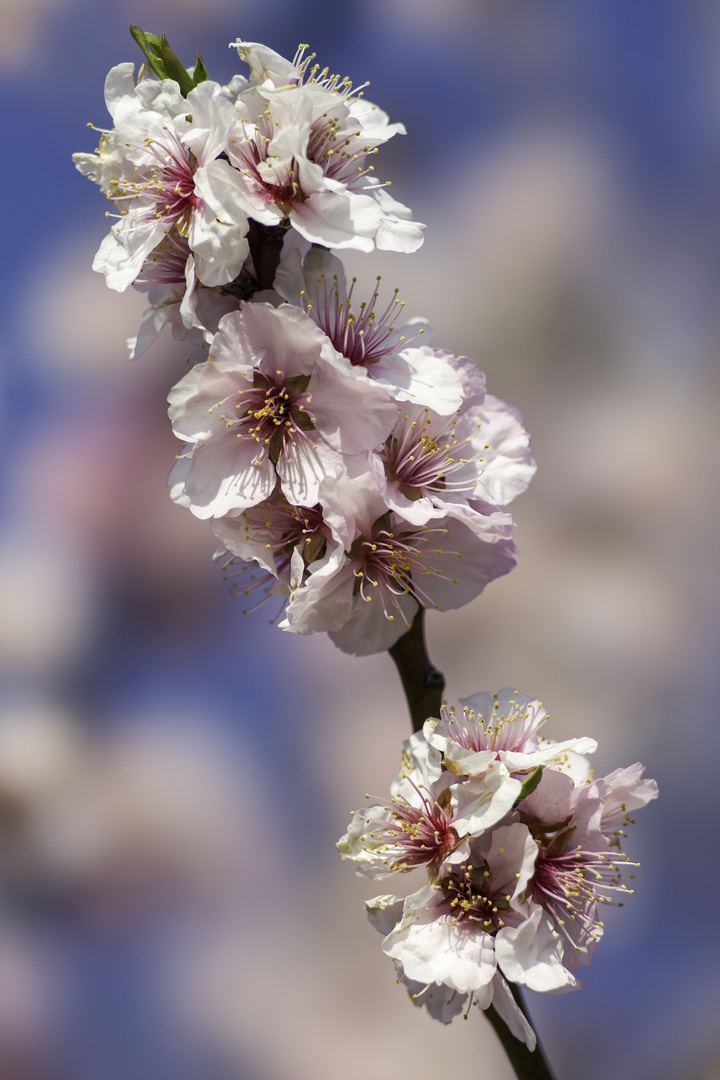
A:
<box><xmin>403</xmin><ymin>976</ymin><xmax>468</xmax><ymax>1024</ymax></box>
<box><xmin>365</xmin><ymin>895</ymin><xmax>404</xmax><ymax>937</ymax></box>
<box><xmin>168</xmin><ymin>362</ymin><xmax>244</xmax><ymax>443</ymax></box>
<box><xmin>405</xmin><ymin>514</ymin><xmax>517</xmax><ymax>612</ymax></box>
<box><xmin>276</xmin><ymin>437</ymin><xmax>344</xmax><ymax>508</ymax></box>
<box><xmin>328</xmin><ymin>590</ymin><xmax>419</xmax><ymax>656</ymax></box>
<box><xmin>370</xmin><ymin>185</ymin><xmax>426</xmax><ymax>253</ymax></box>
<box><xmin>489</xmin><ymin>975</ymin><xmax>537</xmax><ymax>1049</ymax></box>
<box><xmin>371</xmin><ymin>347</ymin><xmax>464</xmax><ymax>413</ymax></box>
<box><xmin>479</xmin><ymin>823</ymin><xmax>539</xmax><ymax>898</ymax></box>
<box><xmin>471</xmin><ymin>393</ymin><xmax>537</xmax><ymax>506</ymax></box>
<box><xmin>318</xmin><ymin>469</ymin><xmax>389</xmax><ymax>545</ymax></box>
<box><xmin>309</xmin><ymin>361</ymin><xmax>397</xmax><ymax>455</ymax></box>
<box><xmin>596</xmin><ymin>763</ymin><xmax>659</xmax><ymax>828</ymax></box>
<box><xmin>520</xmin><ymin>768</ymin><xmax>577</xmax><ymax>824</ymax></box>
<box><xmin>495</xmin><ymin>906</ymin><xmax>581</xmax><ymax>994</ymax></box>
<box><xmin>290</xmin><ymin>191</ymin><xmax>381</xmax><ymax>251</ymax></box>
<box><xmin>383</xmin><ymin>893</ymin><xmax>496</xmax><ymax>996</ymax></box>
<box><xmin>281</xmin><ymin>562</ymin><xmax>355</xmax><ymax>635</ymax></box>
<box><xmin>182</xmin><ymin>436</ymin><xmax>276</xmax><ymax>519</ymax></box>
<box><xmin>234</xmin><ymin>304</ymin><xmax>327</xmax><ymax>377</ymax></box>
<box><xmin>452</xmin><ymin>762</ymin><xmax>522</xmax><ymax>837</ymax></box>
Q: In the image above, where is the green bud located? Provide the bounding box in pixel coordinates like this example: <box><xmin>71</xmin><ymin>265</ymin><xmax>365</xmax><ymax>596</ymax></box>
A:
<box><xmin>129</xmin><ymin>25</ymin><xmax>209</xmax><ymax>97</ymax></box>
<box><xmin>513</xmin><ymin>766</ymin><xmax>543</xmax><ymax>808</ymax></box>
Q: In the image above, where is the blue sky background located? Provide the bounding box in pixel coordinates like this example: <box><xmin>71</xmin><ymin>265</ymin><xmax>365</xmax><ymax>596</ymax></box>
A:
<box><xmin>1</xmin><ymin>2</ymin><xmax>719</xmax><ymax>1078</ymax></box>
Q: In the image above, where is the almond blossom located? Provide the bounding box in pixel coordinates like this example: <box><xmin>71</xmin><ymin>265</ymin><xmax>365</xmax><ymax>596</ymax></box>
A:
<box><xmin>280</xmin><ymin>470</ymin><xmax>517</xmax><ymax>654</ymax></box>
<box><xmin>167</xmin><ymin>303</ymin><xmax>398</xmax><ymax>518</ymax></box>
<box><xmin>340</xmin><ymin>688</ymin><xmax>657</xmax><ymax>1035</ymax></box>
<box><xmin>424</xmin><ymin>688</ymin><xmax>598</xmax><ymax>778</ymax></box>
<box><xmin>74</xmin><ymin>64</ymin><xmax>253</xmax><ymax>292</ymax></box>
<box><xmin>275</xmin><ymin>248</ymin><xmax>462</xmax><ymax>413</ymax></box>
<box><xmin>337</xmin><ymin>732</ymin><xmax>521</xmax><ymax>880</ymax></box>
<box><xmin>226</xmin><ymin>42</ymin><xmax>425</xmax><ymax>253</ymax></box>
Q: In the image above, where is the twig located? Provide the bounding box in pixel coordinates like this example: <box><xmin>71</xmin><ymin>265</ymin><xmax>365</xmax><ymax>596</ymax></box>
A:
<box><xmin>388</xmin><ymin>608</ymin><xmax>445</xmax><ymax>733</ymax></box>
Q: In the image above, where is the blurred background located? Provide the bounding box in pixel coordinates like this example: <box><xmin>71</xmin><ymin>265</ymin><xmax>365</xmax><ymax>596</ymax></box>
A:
<box><xmin>0</xmin><ymin>1</ymin><xmax>719</xmax><ymax>1077</ymax></box>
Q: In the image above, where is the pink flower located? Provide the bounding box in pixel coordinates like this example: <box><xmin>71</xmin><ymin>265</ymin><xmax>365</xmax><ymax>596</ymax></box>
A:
<box><xmin>168</xmin><ymin>304</ymin><xmax>398</xmax><ymax>519</ymax></box>
<box><xmin>75</xmin><ymin>66</ymin><xmax>253</xmax><ymax>292</ymax></box>
<box><xmin>226</xmin><ymin>43</ymin><xmax>424</xmax><ymax>253</ymax></box>
<box><xmin>282</xmin><ymin>471</ymin><xmax>517</xmax><ymax>654</ymax></box>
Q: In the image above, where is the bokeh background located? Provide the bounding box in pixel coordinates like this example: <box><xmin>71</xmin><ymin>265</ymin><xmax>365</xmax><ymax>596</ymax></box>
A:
<box><xmin>0</xmin><ymin>1</ymin><xmax>719</xmax><ymax>1078</ymax></box>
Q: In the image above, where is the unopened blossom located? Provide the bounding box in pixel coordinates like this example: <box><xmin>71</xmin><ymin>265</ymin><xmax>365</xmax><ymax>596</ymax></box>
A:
<box><xmin>226</xmin><ymin>42</ymin><xmax>425</xmax><ymax>253</ymax></box>
<box><xmin>168</xmin><ymin>303</ymin><xmax>398</xmax><ymax>518</ymax></box>
<box><xmin>74</xmin><ymin>64</ymin><xmax>253</xmax><ymax>292</ymax></box>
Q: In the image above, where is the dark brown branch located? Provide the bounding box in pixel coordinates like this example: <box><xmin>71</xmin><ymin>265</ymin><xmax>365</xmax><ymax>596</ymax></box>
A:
<box><xmin>388</xmin><ymin>608</ymin><xmax>445</xmax><ymax>732</ymax></box>
<box><xmin>484</xmin><ymin>992</ymin><xmax>558</xmax><ymax>1080</ymax></box>
<box><xmin>247</xmin><ymin>218</ymin><xmax>291</xmax><ymax>292</ymax></box>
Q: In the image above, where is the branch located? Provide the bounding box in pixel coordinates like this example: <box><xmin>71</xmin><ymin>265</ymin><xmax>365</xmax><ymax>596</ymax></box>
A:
<box><xmin>388</xmin><ymin>607</ymin><xmax>445</xmax><ymax>733</ymax></box>
<box><xmin>484</xmin><ymin>992</ymin><xmax>558</xmax><ymax>1080</ymax></box>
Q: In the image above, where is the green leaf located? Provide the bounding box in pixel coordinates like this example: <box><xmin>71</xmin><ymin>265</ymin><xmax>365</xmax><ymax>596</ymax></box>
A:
<box><xmin>129</xmin><ymin>26</ymin><xmax>169</xmax><ymax>81</ymax></box>
<box><xmin>192</xmin><ymin>52</ymin><xmax>210</xmax><ymax>86</ymax></box>
<box><xmin>513</xmin><ymin>766</ymin><xmax>543</xmax><ymax>807</ymax></box>
<box><xmin>158</xmin><ymin>33</ymin><xmax>194</xmax><ymax>97</ymax></box>
<box><xmin>129</xmin><ymin>25</ymin><xmax>200</xmax><ymax>97</ymax></box>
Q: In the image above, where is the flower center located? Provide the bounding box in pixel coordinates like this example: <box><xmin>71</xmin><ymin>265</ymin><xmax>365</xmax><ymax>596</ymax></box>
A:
<box><xmin>439</xmin><ymin>863</ymin><xmax>512</xmax><ymax>931</ymax></box>
<box><xmin>439</xmin><ymin>692</ymin><xmax>544</xmax><ymax>756</ymax></box>
<box><xmin>381</xmin><ymin>784</ymin><xmax>459</xmax><ymax>874</ymax></box>
<box><xmin>523</xmin><ymin>821</ymin><xmax>636</xmax><ymax>948</ymax></box>
<box><xmin>136</xmin><ymin>226</ymin><xmax>190</xmax><ymax>285</ymax></box>
<box><xmin>225</xmin><ymin>372</ymin><xmax>315</xmax><ymax>463</ymax></box>
<box><xmin>108</xmin><ymin>129</ymin><xmax>199</xmax><ymax>232</ymax></box>
<box><xmin>381</xmin><ymin>408</ymin><xmax>481</xmax><ymax>501</ymax></box>
<box><xmin>309</xmin><ymin>275</ymin><xmax>420</xmax><ymax>367</ymax></box>
<box><xmin>219</xmin><ymin>498</ymin><xmax>328</xmax><ymax>612</ymax></box>
<box><xmin>347</xmin><ymin>518</ymin><xmax>460</xmax><ymax>626</ymax></box>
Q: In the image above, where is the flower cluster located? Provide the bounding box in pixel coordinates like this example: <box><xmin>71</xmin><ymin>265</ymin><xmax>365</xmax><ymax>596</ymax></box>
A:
<box><xmin>338</xmin><ymin>688</ymin><xmax>657</xmax><ymax>1045</ymax></box>
<box><xmin>73</xmin><ymin>40</ymin><xmax>424</xmax><ymax>358</ymax></box>
<box><xmin>74</xmin><ymin>38</ymin><xmax>536</xmax><ymax>654</ymax></box>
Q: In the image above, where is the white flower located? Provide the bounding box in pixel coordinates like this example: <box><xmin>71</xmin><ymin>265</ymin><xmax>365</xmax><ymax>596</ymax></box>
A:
<box><xmin>281</xmin><ymin>471</ymin><xmax>517</xmax><ymax>654</ymax></box>
<box><xmin>225</xmin><ymin>45</ymin><xmax>424</xmax><ymax>253</ymax></box>
<box><xmin>343</xmin><ymin>689</ymin><xmax>657</xmax><ymax>1032</ymax></box>
<box><xmin>168</xmin><ymin>303</ymin><xmax>398</xmax><ymax>519</ymax></box>
<box><xmin>337</xmin><ymin>730</ymin><xmax>521</xmax><ymax>879</ymax></box>
<box><xmin>211</xmin><ymin>489</ymin><xmax>345</xmax><ymax>620</ymax></box>
<box><xmin>74</xmin><ymin>65</ymin><xmax>252</xmax><ymax>293</ymax></box>
<box><xmin>275</xmin><ymin>247</ymin><xmax>463</xmax><ymax>414</ymax></box>
<box><xmin>424</xmin><ymin>687</ymin><xmax>598</xmax><ymax>778</ymax></box>
<box><xmin>373</xmin><ymin>825</ymin><xmax>576</xmax><ymax>1003</ymax></box>
<box><xmin>370</xmin><ymin>366</ymin><xmax>537</xmax><ymax>528</ymax></box>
